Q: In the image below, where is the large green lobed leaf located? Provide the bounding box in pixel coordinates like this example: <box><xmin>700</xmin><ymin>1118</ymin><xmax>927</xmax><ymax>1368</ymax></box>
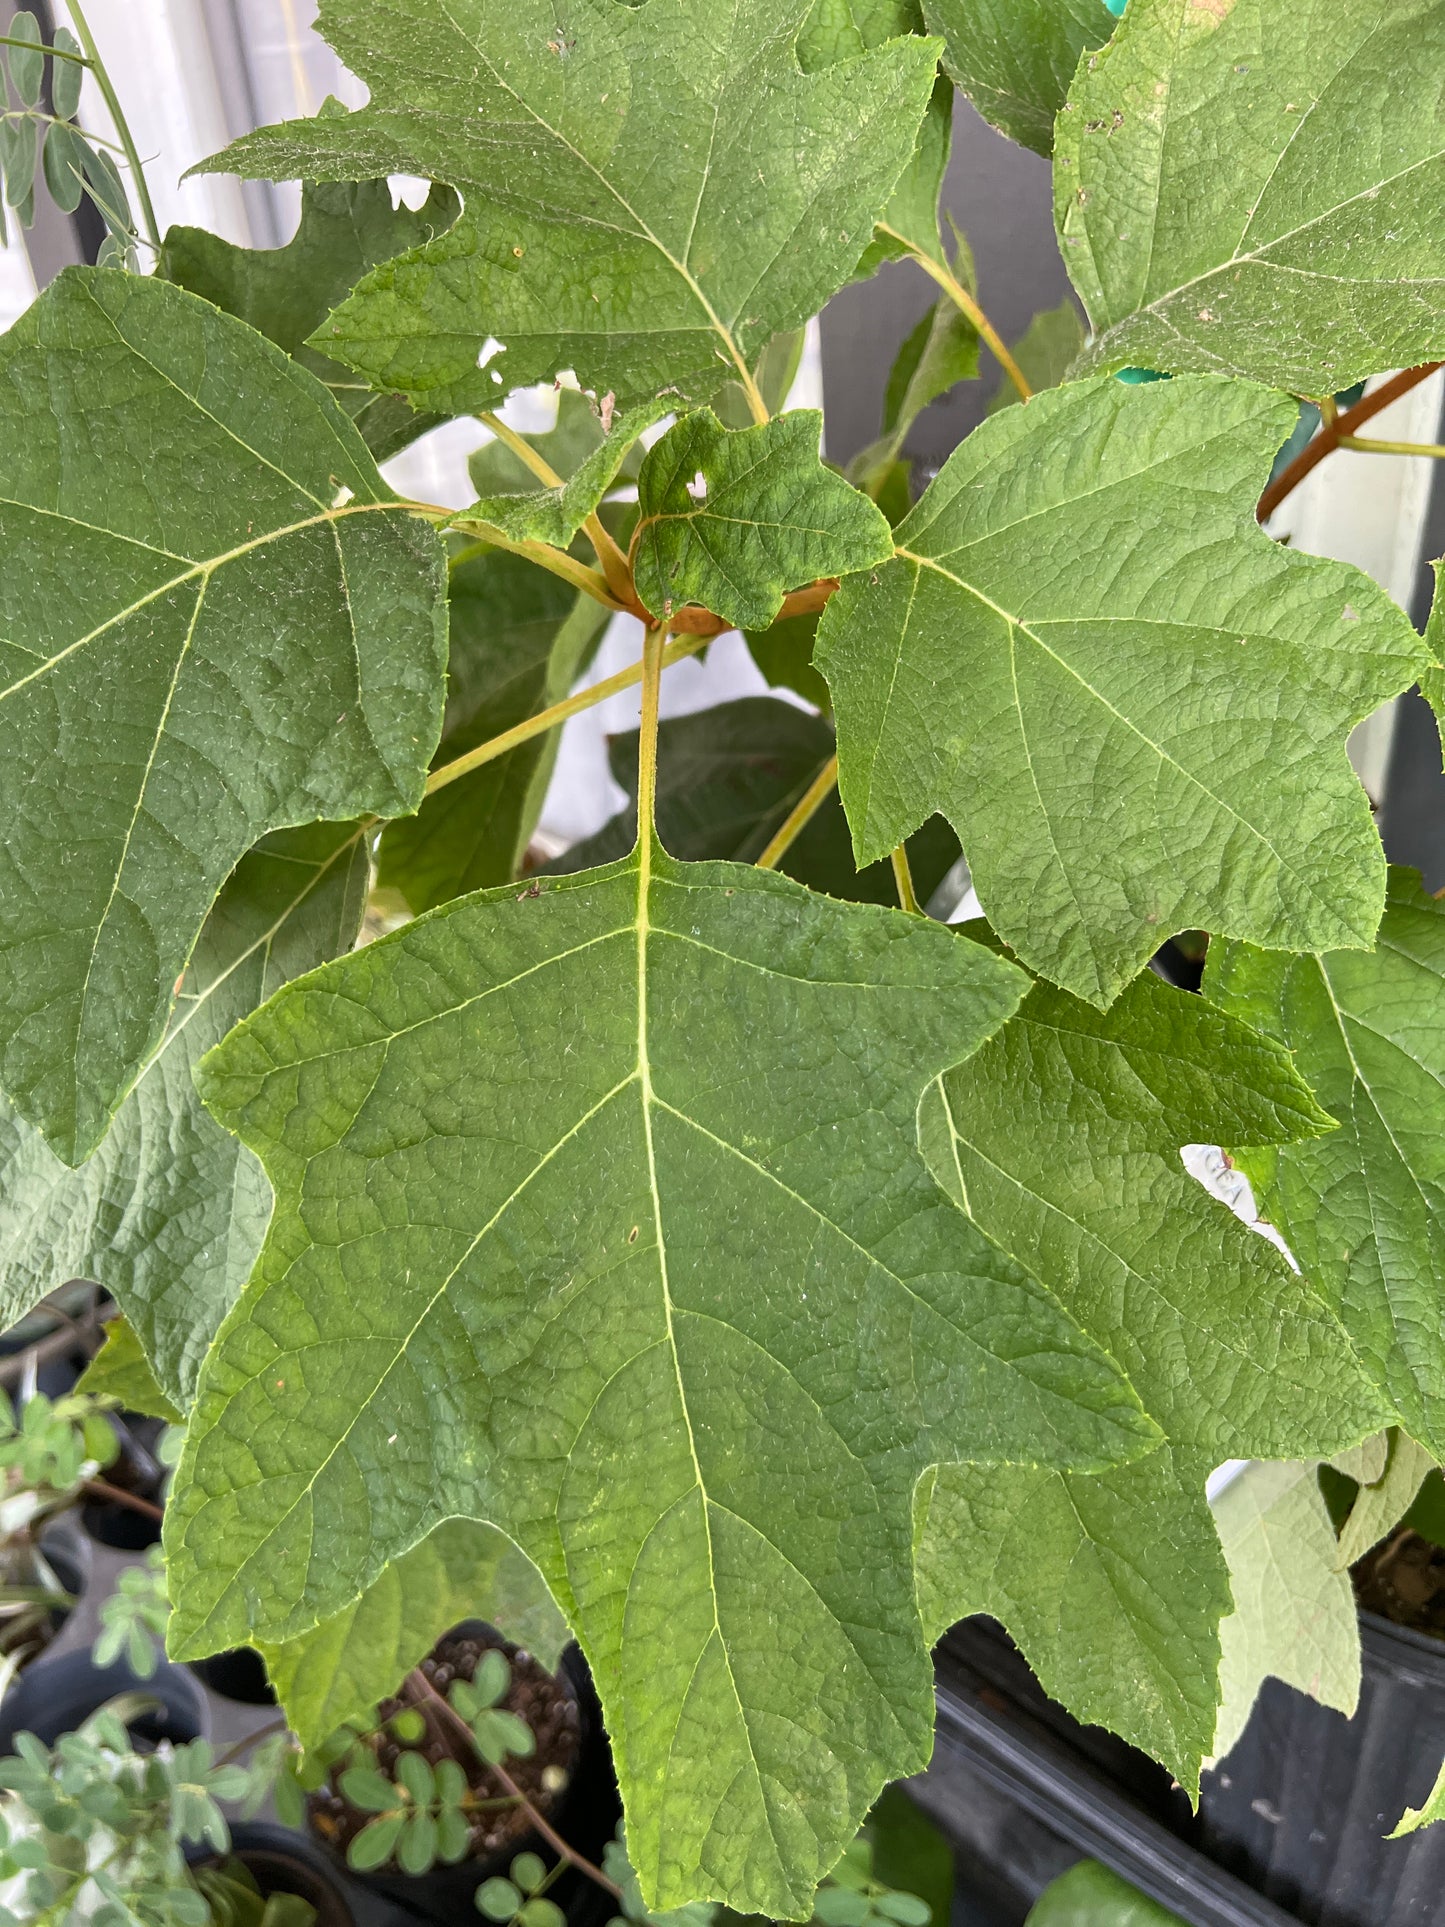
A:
<box><xmin>262</xmin><ymin>1518</ymin><xmax>569</xmax><ymax>1753</ymax></box>
<box><xmin>817</xmin><ymin>374</ymin><xmax>1428</xmax><ymax>1005</ymax></box>
<box><xmin>1057</xmin><ymin>0</ymin><xmax>1445</xmax><ymax>391</ymax></box>
<box><xmin>0</xmin><ymin>822</ymin><xmax>368</xmax><ymax>1411</ymax></box>
<box><xmin>1206</xmin><ymin>869</ymin><xmax>1445</xmax><ymax>1462</ymax></box>
<box><xmin>160</xmin><ymin>172</ymin><xmax>460</xmax><ymax>461</ymax></box>
<box><xmin>924</xmin><ymin>0</ymin><xmax>1119</xmax><ymax>155</ymax></box>
<box><xmin>199</xmin><ymin>0</ymin><xmax>940</xmax><ymax>414</ymax></box>
<box><xmin>915</xmin><ymin>960</ymin><xmax>1387</xmax><ymax>1787</ymax></box>
<box><xmin>166</xmin><ymin>849</ymin><xmax>1155</xmax><ymax>1914</ymax></box>
<box><xmin>0</xmin><ymin>268</ymin><xmax>446</xmax><ymax>1163</ymax></box>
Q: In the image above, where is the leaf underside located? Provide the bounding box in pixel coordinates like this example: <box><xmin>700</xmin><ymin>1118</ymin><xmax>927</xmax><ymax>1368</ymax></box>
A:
<box><xmin>166</xmin><ymin>848</ymin><xmax>1154</xmax><ymax>1916</ymax></box>
<box><xmin>1057</xmin><ymin>0</ymin><xmax>1445</xmax><ymax>391</ymax></box>
<box><xmin>199</xmin><ymin>0</ymin><xmax>940</xmax><ymax>413</ymax></box>
<box><xmin>1209</xmin><ymin>1460</ymin><xmax>1359</xmax><ymax>1766</ymax></box>
<box><xmin>261</xmin><ymin>1517</ymin><xmax>569</xmax><ymax>1753</ymax></box>
<box><xmin>1206</xmin><ymin>869</ymin><xmax>1445</xmax><ymax>1463</ymax></box>
<box><xmin>0</xmin><ymin>267</ymin><xmax>446</xmax><ymax>1163</ymax></box>
<box><xmin>0</xmin><ymin>822</ymin><xmax>368</xmax><ymax>1411</ymax></box>
<box><xmin>817</xmin><ymin>374</ymin><xmax>1428</xmax><ymax>1005</ymax></box>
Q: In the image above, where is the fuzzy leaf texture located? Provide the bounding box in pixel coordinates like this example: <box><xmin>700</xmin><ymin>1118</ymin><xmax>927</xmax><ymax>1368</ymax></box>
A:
<box><xmin>1206</xmin><ymin>870</ymin><xmax>1445</xmax><ymax>1463</ymax></box>
<box><xmin>0</xmin><ymin>268</ymin><xmax>446</xmax><ymax>1162</ymax></box>
<box><xmin>633</xmin><ymin>411</ymin><xmax>894</xmax><ymax>629</ymax></box>
<box><xmin>166</xmin><ymin>849</ymin><xmax>1157</xmax><ymax>1915</ymax></box>
<box><xmin>262</xmin><ymin>1519</ymin><xmax>569</xmax><ymax>1752</ymax></box>
<box><xmin>199</xmin><ymin>0</ymin><xmax>940</xmax><ymax>414</ymax></box>
<box><xmin>1057</xmin><ymin>0</ymin><xmax>1445</xmax><ymax>391</ymax></box>
<box><xmin>1210</xmin><ymin>1461</ymin><xmax>1359</xmax><ymax>1765</ymax></box>
<box><xmin>816</xmin><ymin>375</ymin><xmax>1428</xmax><ymax>1006</ymax></box>
<box><xmin>923</xmin><ymin>0</ymin><xmax>1119</xmax><ymax>155</ymax></box>
<box><xmin>378</xmin><ymin>555</ymin><xmax>609</xmax><ymax>914</ymax></box>
<box><xmin>159</xmin><ymin>172</ymin><xmax>461</xmax><ymax>461</ymax></box>
<box><xmin>915</xmin><ymin>962</ymin><xmax>1387</xmax><ymax>1788</ymax></box>
<box><xmin>0</xmin><ymin>822</ymin><xmax>368</xmax><ymax>1410</ymax></box>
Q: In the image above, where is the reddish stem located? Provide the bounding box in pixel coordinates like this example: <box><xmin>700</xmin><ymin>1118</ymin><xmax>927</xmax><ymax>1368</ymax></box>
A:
<box><xmin>1257</xmin><ymin>363</ymin><xmax>1443</xmax><ymax>522</ymax></box>
<box><xmin>81</xmin><ymin>1477</ymin><xmax>163</xmax><ymax>1523</ymax></box>
<box><xmin>402</xmin><ymin>1668</ymin><xmax>622</xmax><ymax>1898</ymax></box>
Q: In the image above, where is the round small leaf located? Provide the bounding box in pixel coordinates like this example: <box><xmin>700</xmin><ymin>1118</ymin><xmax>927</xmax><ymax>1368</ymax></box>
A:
<box><xmin>391</xmin><ymin>1707</ymin><xmax>426</xmax><ymax>1745</ymax></box>
<box><xmin>519</xmin><ymin>1899</ymin><xmax>565</xmax><ymax>1927</ymax></box>
<box><xmin>477</xmin><ymin>1876</ymin><xmax>522</xmax><ymax>1920</ymax></box>
<box><xmin>395</xmin><ymin>1748</ymin><xmax>435</xmax><ymax>1807</ymax></box>
<box><xmin>41</xmin><ymin>123</ymin><xmax>83</xmax><ymax>215</ymax></box>
<box><xmin>0</xmin><ymin>120</ymin><xmax>36</xmax><ymax>211</ymax></box>
<box><xmin>511</xmin><ymin>1851</ymin><xmax>547</xmax><ymax>1894</ymax></box>
<box><xmin>473</xmin><ymin>1648</ymin><xmax>511</xmax><ymax>1707</ymax></box>
<box><xmin>435</xmin><ymin>1756</ymin><xmax>468</xmax><ymax>1808</ymax></box>
<box><xmin>49</xmin><ymin>28</ymin><xmax>82</xmax><ymax>120</ymax></box>
<box><xmin>339</xmin><ymin>1764</ymin><xmax>399</xmax><ymax>1814</ymax></box>
<box><xmin>348</xmin><ymin>1813</ymin><xmax>404</xmax><ymax>1872</ymax></box>
<box><xmin>437</xmin><ymin>1804</ymin><xmax>470</xmax><ymax>1864</ymax></box>
<box><xmin>814</xmin><ymin>1888</ymin><xmax>871</xmax><ymax>1927</ymax></box>
<box><xmin>273</xmin><ymin>1766</ymin><xmax>305</xmax><ymax>1829</ymax></box>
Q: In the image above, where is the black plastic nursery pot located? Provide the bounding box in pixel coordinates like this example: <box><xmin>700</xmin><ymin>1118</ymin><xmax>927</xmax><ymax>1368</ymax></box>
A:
<box><xmin>79</xmin><ymin>1409</ymin><xmax>167</xmax><ymax>1550</ymax></box>
<box><xmin>188</xmin><ymin>1642</ymin><xmax>279</xmax><ymax>1706</ymax></box>
<box><xmin>310</xmin><ymin>1631</ymin><xmax>621</xmax><ymax>1927</ymax></box>
<box><xmin>197</xmin><ymin>1822</ymin><xmax>360</xmax><ymax>1927</ymax></box>
<box><xmin>0</xmin><ymin>1644</ymin><xmax>206</xmax><ymax>1753</ymax></box>
<box><xmin>1199</xmin><ymin>1608</ymin><xmax>1445</xmax><ymax>1927</ymax></box>
<box><xmin>917</xmin><ymin>1617</ymin><xmax>1306</xmax><ymax>1927</ymax></box>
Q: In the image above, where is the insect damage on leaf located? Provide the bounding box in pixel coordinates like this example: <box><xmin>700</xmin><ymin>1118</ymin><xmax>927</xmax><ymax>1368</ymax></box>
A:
<box><xmin>195</xmin><ymin>0</ymin><xmax>941</xmax><ymax>413</ymax></box>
